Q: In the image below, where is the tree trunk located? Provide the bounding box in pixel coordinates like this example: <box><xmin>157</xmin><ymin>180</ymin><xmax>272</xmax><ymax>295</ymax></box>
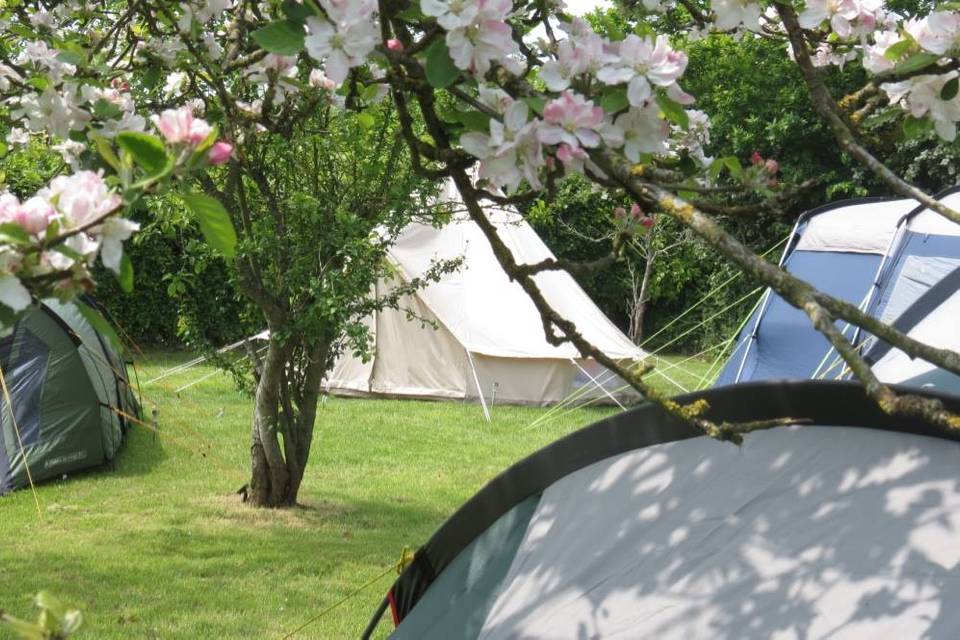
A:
<box><xmin>630</xmin><ymin>231</ymin><xmax>657</xmax><ymax>344</ymax></box>
<box><xmin>247</xmin><ymin>338</ymin><xmax>329</xmax><ymax>508</ymax></box>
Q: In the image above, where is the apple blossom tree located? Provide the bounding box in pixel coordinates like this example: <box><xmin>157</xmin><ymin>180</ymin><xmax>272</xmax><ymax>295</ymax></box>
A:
<box><xmin>238</xmin><ymin>0</ymin><xmax>960</xmax><ymax>434</ymax></box>
<box><xmin>4</xmin><ymin>0</ymin><xmax>960</xmax><ymax>506</ymax></box>
<box><xmin>1</xmin><ymin>1</ymin><xmax>457</xmax><ymax>507</ymax></box>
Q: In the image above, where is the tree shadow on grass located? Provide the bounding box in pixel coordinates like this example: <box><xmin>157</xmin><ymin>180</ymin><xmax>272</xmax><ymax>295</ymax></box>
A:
<box><xmin>1</xmin><ymin>494</ymin><xmax>447</xmax><ymax>639</ymax></box>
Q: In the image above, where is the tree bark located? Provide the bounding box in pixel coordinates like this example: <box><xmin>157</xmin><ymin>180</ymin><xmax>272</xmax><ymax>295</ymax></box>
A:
<box><xmin>629</xmin><ymin>230</ymin><xmax>657</xmax><ymax>344</ymax></box>
<box><xmin>247</xmin><ymin>337</ymin><xmax>329</xmax><ymax>508</ymax></box>
<box><xmin>249</xmin><ymin>336</ymin><xmax>292</xmax><ymax>507</ymax></box>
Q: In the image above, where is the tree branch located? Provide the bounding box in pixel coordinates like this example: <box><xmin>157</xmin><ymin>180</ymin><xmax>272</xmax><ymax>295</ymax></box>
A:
<box><xmin>775</xmin><ymin>1</ymin><xmax>960</xmax><ymax>225</ymax></box>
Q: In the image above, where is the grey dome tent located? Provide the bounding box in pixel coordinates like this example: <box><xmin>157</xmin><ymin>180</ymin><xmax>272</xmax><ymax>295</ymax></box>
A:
<box><xmin>0</xmin><ymin>299</ymin><xmax>139</xmax><ymax>495</ymax></box>
<box><xmin>716</xmin><ymin>186</ymin><xmax>960</xmax><ymax>392</ymax></box>
<box><xmin>365</xmin><ymin>380</ymin><xmax>960</xmax><ymax>639</ymax></box>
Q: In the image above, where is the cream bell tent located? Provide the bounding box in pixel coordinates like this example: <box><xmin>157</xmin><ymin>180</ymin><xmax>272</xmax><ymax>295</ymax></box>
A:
<box><xmin>322</xmin><ymin>193</ymin><xmax>644</xmax><ymax>407</ymax></box>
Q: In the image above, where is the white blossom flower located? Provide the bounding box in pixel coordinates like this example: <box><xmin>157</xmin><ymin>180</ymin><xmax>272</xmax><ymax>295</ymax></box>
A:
<box><xmin>615</xmin><ymin>103</ymin><xmax>669</xmax><ymax>161</ymax></box>
<box><xmin>0</xmin><ymin>276</ymin><xmax>31</xmax><ymax>313</ymax></box>
<box><xmin>712</xmin><ymin>0</ymin><xmax>762</xmax><ymax>32</ymax></box>
<box><xmin>597</xmin><ymin>35</ymin><xmax>688</xmax><ymax>107</ymax></box>
<box><xmin>882</xmin><ymin>72</ymin><xmax>960</xmax><ymax>141</ymax></box>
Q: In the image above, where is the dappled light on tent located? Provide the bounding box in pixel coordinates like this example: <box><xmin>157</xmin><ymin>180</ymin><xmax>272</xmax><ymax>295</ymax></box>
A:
<box><xmin>372</xmin><ymin>381</ymin><xmax>960</xmax><ymax>640</ymax></box>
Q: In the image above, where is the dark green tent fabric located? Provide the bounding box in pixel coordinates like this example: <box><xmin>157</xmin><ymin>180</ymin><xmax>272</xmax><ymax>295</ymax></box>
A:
<box><xmin>0</xmin><ymin>300</ymin><xmax>139</xmax><ymax>495</ymax></box>
<box><xmin>390</xmin><ymin>495</ymin><xmax>540</xmax><ymax>639</ymax></box>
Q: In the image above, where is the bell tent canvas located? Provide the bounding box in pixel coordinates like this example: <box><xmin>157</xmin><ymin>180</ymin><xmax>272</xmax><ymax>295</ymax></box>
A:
<box><xmin>365</xmin><ymin>380</ymin><xmax>960</xmax><ymax>639</ymax></box>
<box><xmin>716</xmin><ymin>187</ymin><xmax>960</xmax><ymax>393</ymax></box>
<box><xmin>0</xmin><ymin>299</ymin><xmax>139</xmax><ymax>495</ymax></box>
<box><xmin>323</xmin><ymin>193</ymin><xmax>645</xmax><ymax>407</ymax></box>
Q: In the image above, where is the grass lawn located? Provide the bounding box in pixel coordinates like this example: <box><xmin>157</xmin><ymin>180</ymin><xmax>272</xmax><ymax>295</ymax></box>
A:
<box><xmin>0</xmin><ymin>351</ymin><xmax>711</xmax><ymax>639</ymax></box>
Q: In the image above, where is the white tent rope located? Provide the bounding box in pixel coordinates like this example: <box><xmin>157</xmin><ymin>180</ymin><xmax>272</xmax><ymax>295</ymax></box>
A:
<box><xmin>569</xmin><ymin>358</ymin><xmax>626</xmax><ymax>410</ymax></box>
<box><xmin>646</xmin><ymin>362</ymin><xmax>690</xmax><ymax>394</ymax></box>
<box><xmin>697</xmin><ymin>292</ymin><xmax>766</xmax><ymax>389</ymax></box>
<box><xmin>638</xmin><ymin>234</ymin><xmax>789</xmax><ymax>350</ymax></box>
<box><xmin>143</xmin><ymin>333</ymin><xmax>266</xmax><ymax>386</ymax></box>
<box><xmin>173</xmin><ymin>345</ymin><xmax>268</xmax><ymax>393</ymax></box>
<box><xmin>644</xmin><ymin>287</ymin><xmax>765</xmax><ymax>361</ymax></box>
<box><xmin>465</xmin><ymin>351</ymin><xmax>492</xmax><ymax>423</ymax></box>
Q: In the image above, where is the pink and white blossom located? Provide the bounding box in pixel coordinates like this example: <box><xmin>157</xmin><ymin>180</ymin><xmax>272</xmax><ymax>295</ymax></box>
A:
<box><xmin>99</xmin><ymin>217</ymin><xmax>141</xmax><ymax>273</ymax></box>
<box><xmin>421</xmin><ymin>0</ymin><xmax>481</xmax><ymax>30</ymax></box>
<box><xmin>461</xmin><ymin>101</ymin><xmax>543</xmax><ymax>191</ymax></box>
<box><xmin>882</xmin><ymin>72</ymin><xmax>960</xmax><ymax>141</ymax></box>
<box><xmin>538</xmin><ymin>91</ymin><xmax>605</xmax><ymax>150</ymax></box>
<box><xmin>304</xmin><ymin>1</ymin><xmax>379</xmax><ymax>85</ymax></box>
<box><xmin>539</xmin><ymin>21</ymin><xmax>610</xmax><ymax>91</ymax></box>
<box><xmin>43</xmin><ymin>170</ymin><xmax>123</xmax><ymax>228</ymax></box>
<box><xmin>596</xmin><ymin>35</ymin><xmax>688</xmax><ymax>107</ymax></box>
<box><xmin>712</xmin><ymin>0</ymin><xmax>762</xmax><ymax>32</ymax></box>
<box><xmin>443</xmin><ymin>0</ymin><xmax>520</xmax><ymax>76</ymax></box>
<box><xmin>799</xmin><ymin>0</ymin><xmax>886</xmax><ymax>39</ymax></box>
<box><xmin>615</xmin><ymin>104</ymin><xmax>669</xmax><ymax>161</ymax></box>
<box><xmin>151</xmin><ymin>107</ymin><xmax>213</xmax><ymax>146</ymax></box>
<box><xmin>905</xmin><ymin>11</ymin><xmax>960</xmax><ymax>56</ymax></box>
<box><xmin>862</xmin><ymin>29</ymin><xmax>901</xmax><ymax>73</ymax></box>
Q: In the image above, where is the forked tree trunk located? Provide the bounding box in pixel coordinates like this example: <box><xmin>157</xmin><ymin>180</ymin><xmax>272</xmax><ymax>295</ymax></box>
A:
<box><xmin>248</xmin><ymin>337</ymin><xmax>327</xmax><ymax>507</ymax></box>
<box><xmin>629</xmin><ymin>231</ymin><xmax>657</xmax><ymax>344</ymax></box>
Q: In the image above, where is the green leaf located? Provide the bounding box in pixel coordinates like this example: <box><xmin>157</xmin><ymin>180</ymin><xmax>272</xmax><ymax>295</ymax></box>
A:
<box><xmin>0</xmin><ymin>223</ymin><xmax>32</xmax><ymax>245</ymax></box>
<box><xmin>862</xmin><ymin>105</ymin><xmax>902</xmax><ymax>130</ymax></box>
<box><xmin>903</xmin><ymin>114</ymin><xmax>933</xmax><ymax>139</ymax></box>
<box><xmin>708</xmin><ymin>158</ymin><xmax>726</xmax><ymax>181</ymax></box>
<box><xmin>27</xmin><ymin>75</ymin><xmax>50</xmax><ymax>91</ymax></box>
<box><xmin>91</xmin><ymin>134</ymin><xmax>122</xmax><ymax>173</ymax></box>
<box><xmin>942</xmin><ymin>77</ymin><xmax>959</xmax><ymax>101</ymax></box>
<box><xmin>141</xmin><ymin>65</ymin><xmax>162</xmax><ymax>90</ymax></box>
<box><xmin>281</xmin><ymin>0</ymin><xmax>314</xmax><ymax>23</ymax></box>
<box><xmin>600</xmin><ymin>87</ymin><xmax>629</xmax><ymax>114</ymax></box>
<box><xmin>92</xmin><ymin>98</ymin><xmax>123</xmax><ymax>121</ymax></box>
<box><xmin>252</xmin><ymin>19</ymin><xmax>305</xmax><ymax>56</ymax></box>
<box><xmin>356</xmin><ymin>112</ymin><xmax>376</xmax><ymax>130</ymax></box>
<box><xmin>397</xmin><ymin>5</ymin><xmax>427</xmax><ymax>21</ymax></box>
<box><xmin>883</xmin><ymin>38</ymin><xmax>913</xmax><ymax>61</ymax></box>
<box><xmin>181</xmin><ymin>193</ymin><xmax>237</xmax><ymax>259</ymax></box>
<box><xmin>656</xmin><ymin>93</ymin><xmax>689</xmax><ymax>129</ymax></box>
<box><xmin>424</xmin><ymin>40</ymin><xmax>460</xmax><ymax>88</ymax></box>
<box><xmin>455</xmin><ymin>110</ymin><xmax>492</xmax><ymax>132</ymax></box>
<box><xmin>56</xmin><ymin>49</ymin><xmax>84</xmax><ymax>66</ymax></box>
<box><xmin>77</xmin><ymin>302</ymin><xmax>122</xmax><ymax>352</ymax></box>
<box><xmin>893</xmin><ymin>52</ymin><xmax>940</xmax><ymax>75</ymax></box>
<box><xmin>723</xmin><ymin>156</ymin><xmax>745</xmax><ymax>180</ymax></box>
<box><xmin>522</xmin><ymin>96</ymin><xmax>546</xmax><ymax>116</ymax></box>
<box><xmin>118</xmin><ymin>253</ymin><xmax>134</xmax><ymax>293</ymax></box>
<box><xmin>116</xmin><ymin>132</ymin><xmax>171</xmax><ymax>177</ymax></box>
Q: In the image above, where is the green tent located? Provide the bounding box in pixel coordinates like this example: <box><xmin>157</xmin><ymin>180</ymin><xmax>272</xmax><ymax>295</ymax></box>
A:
<box><xmin>0</xmin><ymin>299</ymin><xmax>140</xmax><ymax>495</ymax></box>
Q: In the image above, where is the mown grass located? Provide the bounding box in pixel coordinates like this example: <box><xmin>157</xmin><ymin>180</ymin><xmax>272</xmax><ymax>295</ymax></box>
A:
<box><xmin>0</xmin><ymin>351</ymin><xmax>711</xmax><ymax>639</ymax></box>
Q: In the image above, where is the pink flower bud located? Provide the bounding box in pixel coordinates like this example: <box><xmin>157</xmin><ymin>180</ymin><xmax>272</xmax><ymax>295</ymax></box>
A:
<box><xmin>387</xmin><ymin>38</ymin><xmax>404</xmax><ymax>52</ymax></box>
<box><xmin>630</xmin><ymin>203</ymin><xmax>642</xmax><ymax>217</ymax></box>
<box><xmin>614</xmin><ymin>206</ymin><xmax>626</xmax><ymax>220</ymax></box>
<box><xmin>750</xmin><ymin>151</ymin><xmax>763</xmax><ymax>166</ymax></box>
<box><xmin>764</xmin><ymin>158</ymin><xmax>779</xmax><ymax>174</ymax></box>
<box><xmin>309</xmin><ymin>69</ymin><xmax>337</xmax><ymax>90</ymax></box>
<box><xmin>640</xmin><ymin>216</ymin><xmax>655</xmax><ymax>229</ymax></box>
<box><xmin>207</xmin><ymin>141</ymin><xmax>233</xmax><ymax>165</ymax></box>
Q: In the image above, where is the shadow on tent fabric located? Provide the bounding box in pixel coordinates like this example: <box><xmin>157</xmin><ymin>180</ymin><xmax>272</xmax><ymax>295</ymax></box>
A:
<box><xmin>471</xmin><ymin>426</ymin><xmax>960</xmax><ymax>639</ymax></box>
